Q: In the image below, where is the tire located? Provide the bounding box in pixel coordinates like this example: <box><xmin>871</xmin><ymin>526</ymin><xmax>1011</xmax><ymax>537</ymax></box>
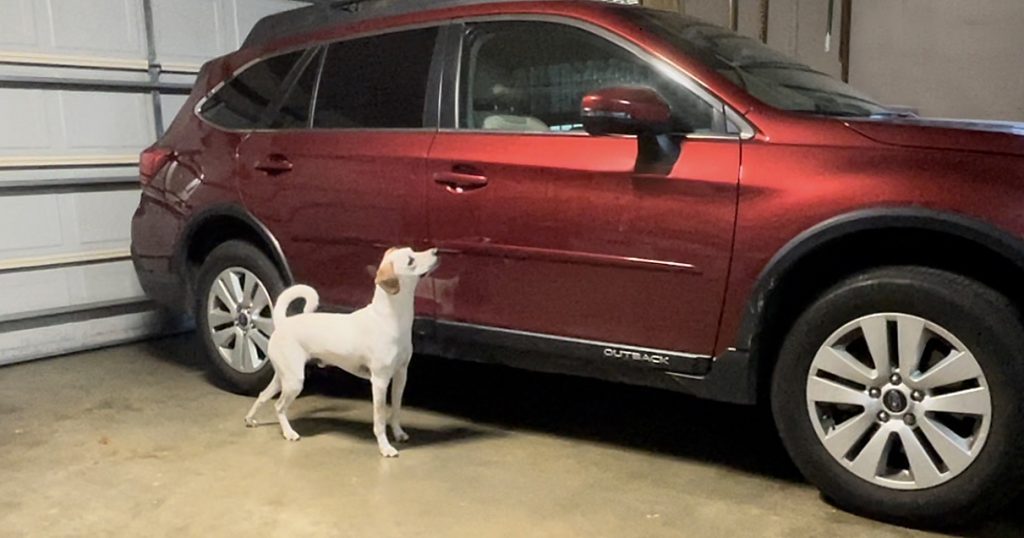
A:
<box><xmin>771</xmin><ymin>266</ymin><xmax>1024</xmax><ymax>528</ymax></box>
<box><xmin>194</xmin><ymin>240</ymin><xmax>285</xmax><ymax>395</ymax></box>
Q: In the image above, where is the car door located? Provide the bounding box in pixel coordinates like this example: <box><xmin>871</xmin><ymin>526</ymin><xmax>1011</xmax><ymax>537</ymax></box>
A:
<box><xmin>427</xmin><ymin>19</ymin><xmax>741</xmax><ymax>357</ymax></box>
<box><xmin>237</xmin><ymin>27</ymin><xmax>441</xmax><ymax>313</ymax></box>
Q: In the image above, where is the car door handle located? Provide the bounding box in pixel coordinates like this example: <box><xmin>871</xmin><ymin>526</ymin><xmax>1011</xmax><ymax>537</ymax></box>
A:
<box><xmin>433</xmin><ymin>170</ymin><xmax>488</xmax><ymax>192</ymax></box>
<box><xmin>254</xmin><ymin>155</ymin><xmax>293</xmax><ymax>176</ymax></box>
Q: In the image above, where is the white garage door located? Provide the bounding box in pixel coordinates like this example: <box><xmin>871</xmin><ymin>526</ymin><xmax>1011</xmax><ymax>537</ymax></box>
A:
<box><xmin>0</xmin><ymin>0</ymin><xmax>305</xmax><ymax>366</ymax></box>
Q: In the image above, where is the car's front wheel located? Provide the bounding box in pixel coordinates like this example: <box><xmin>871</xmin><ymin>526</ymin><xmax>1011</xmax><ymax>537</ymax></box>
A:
<box><xmin>195</xmin><ymin>240</ymin><xmax>283</xmax><ymax>395</ymax></box>
<box><xmin>772</xmin><ymin>266</ymin><xmax>1024</xmax><ymax>527</ymax></box>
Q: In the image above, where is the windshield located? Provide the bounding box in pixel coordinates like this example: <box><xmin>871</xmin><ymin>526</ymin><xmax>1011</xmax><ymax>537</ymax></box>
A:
<box><xmin>623</xmin><ymin>9</ymin><xmax>891</xmax><ymax>117</ymax></box>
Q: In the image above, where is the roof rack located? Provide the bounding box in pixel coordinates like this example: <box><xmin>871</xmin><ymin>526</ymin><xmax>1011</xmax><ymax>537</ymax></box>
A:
<box><xmin>242</xmin><ymin>0</ymin><xmax>639</xmax><ymax>48</ymax></box>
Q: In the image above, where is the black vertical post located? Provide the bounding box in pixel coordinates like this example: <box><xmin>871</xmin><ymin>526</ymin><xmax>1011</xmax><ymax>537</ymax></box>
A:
<box><xmin>758</xmin><ymin>0</ymin><xmax>770</xmax><ymax>43</ymax></box>
<box><xmin>839</xmin><ymin>0</ymin><xmax>852</xmax><ymax>82</ymax></box>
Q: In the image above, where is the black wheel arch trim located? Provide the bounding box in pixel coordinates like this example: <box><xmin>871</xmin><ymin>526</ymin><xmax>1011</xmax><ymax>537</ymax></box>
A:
<box><xmin>732</xmin><ymin>206</ymin><xmax>1024</xmax><ymax>354</ymax></box>
<box><xmin>174</xmin><ymin>204</ymin><xmax>296</xmax><ymax>286</ymax></box>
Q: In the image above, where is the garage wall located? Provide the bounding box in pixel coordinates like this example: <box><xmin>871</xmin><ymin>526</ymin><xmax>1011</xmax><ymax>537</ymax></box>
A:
<box><xmin>848</xmin><ymin>0</ymin><xmax>1024</xmax><ymax>122</ymax></box>
<box><xmin>0</xmin><ymin>0</ymin><xmax>304</xmax><ymax>366</ymax></box>
<box><xmin>683</xmin><ymin>0</ymin><xmax>844</xmax><ymax>78</ymax></box>
<box><xmin>681</xmin><ymin>0</ymin><xmax>1024</xmax><ymax>121</ymax></box>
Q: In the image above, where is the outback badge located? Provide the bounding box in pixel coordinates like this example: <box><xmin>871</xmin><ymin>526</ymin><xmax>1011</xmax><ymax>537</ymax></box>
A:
<box><xmin>603</xmin><ymin>347</ymin><xmax>671</xmax><ymax>366</ymax></box>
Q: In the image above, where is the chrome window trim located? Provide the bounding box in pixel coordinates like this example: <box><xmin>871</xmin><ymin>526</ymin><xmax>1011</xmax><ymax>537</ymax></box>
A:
<box><xmin>434</xmin><ymin>127</ymin><xmax>744</xmax><ymax>142</ymax></box>
<box><xmin>451</xmin><ymin>21</ymin><xmax>466</xmax><ymax>129</ymax></box>
<box><xmin>725</xmin><ymin>107</ymin><xmax>756</xmax><ymax>139</ymax></box>
<box><xmin>194</xmin><ymin>55</ymin><xmax>266</xmax><ymax>131</ymax></box>
<box><xmin>448</xmin><ymin>13</ymin><xmax>758</xmax><ymax>140</ymax></box>
<box><xmin>228</xmin><ymin>127</ymin><xmax>438</xmax><ymax>135</ymax></box>
<box><xmin>194</xmin><ymin>13</ymin><xmax>759</xmax><ymax>140</ymax></box>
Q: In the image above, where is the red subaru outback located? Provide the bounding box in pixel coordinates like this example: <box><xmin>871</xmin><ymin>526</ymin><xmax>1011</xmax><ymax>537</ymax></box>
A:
<box><xmin>131</xmin><ymin>0</ymin><xmax>1024</xmax><ymax>526</ymax></box>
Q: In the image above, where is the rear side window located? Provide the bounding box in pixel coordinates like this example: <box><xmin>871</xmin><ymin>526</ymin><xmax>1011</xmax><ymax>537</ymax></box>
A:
<box><xmin>313</xmin><ymin>27</ymin><xmax>438</xmax><ymax>129</ymax></box>
<box><xmin>200</xmin><ymin>51</ymin><xmax>303</xmax><ymax>130</ymax></box>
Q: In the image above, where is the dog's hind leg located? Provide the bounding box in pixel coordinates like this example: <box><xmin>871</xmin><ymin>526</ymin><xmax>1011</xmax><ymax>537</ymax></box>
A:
<box><xmin>244</xmin><ymin>372</ymin><xmax>281</xmax><ymax>427</ymax></box>
<box><xmin>274</xmin><ymin>373</ymin><xmax>304</xmax><ymax>441</ymax></box>
<box><xmin>389</xmin><ymin>365</ymin><xmax>410</xmax><ymax>443</ymax></box>
<box><xmin>270</xmin><ymin>344</ymin><xmax>306</xmax><ymax>441</ymax></box>
<box><xmin>371</xmin><ymin>374</ymin><xmax>399</xmax><ymax>457</ymax></box>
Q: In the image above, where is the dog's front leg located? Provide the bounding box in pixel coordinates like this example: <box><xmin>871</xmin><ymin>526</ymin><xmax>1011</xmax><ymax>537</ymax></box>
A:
<box><xmin>371</xmin><ymin>374</ymin><xmax>399</xmax><ymax>457</ymax></box>
<box><xmin>389</xmin><ymin>365</ymin><xmax>410</xmax><ymax>443</ymax></box>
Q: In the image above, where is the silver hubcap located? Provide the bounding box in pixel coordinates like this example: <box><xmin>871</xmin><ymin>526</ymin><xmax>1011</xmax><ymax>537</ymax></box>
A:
<box><xmin>206</xmin><ymin>267</ymin><xmax>274</xmax><ymax>374</ymax></box>
<box><xmin>806</xmin><ymin>313</ymin><xmax>991</xmax><ymax>490</ymax></box>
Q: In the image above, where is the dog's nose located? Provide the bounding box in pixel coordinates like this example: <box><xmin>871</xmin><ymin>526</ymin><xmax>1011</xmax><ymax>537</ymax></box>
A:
<box><xmin>430</xmin><ymin>248</ymin><xmax>439</xmax><ymax>256</ymax></box>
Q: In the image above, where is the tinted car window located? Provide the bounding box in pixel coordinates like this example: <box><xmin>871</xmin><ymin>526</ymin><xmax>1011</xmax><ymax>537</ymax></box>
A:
<box><xmin>314</xmin><ymin>28</ymin><xmax>438</xmax><ymax>129</ymax></box>
<box><xmin>200</xmin><ymin>50</ymin><xmax>303</xmax><ymax>130</ymax></box>
<box><xmin>459</xmin><ymin>21</ymin><xmax>715</xmax><ymax>134</ymax></box>
<box><xmin>271</xmin><ymin>48</ymin><xmax>323</xmax><ymax>129</ymax></box>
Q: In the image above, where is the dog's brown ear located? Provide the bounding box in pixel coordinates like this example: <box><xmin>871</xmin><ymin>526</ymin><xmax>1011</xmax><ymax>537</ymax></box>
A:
<box><xmin>375</xmin><ymin>260</ymin><xmax>401</xmax><ymax>295</ymax></box>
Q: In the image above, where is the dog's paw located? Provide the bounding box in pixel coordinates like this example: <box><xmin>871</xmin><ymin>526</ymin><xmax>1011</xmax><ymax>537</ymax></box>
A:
<box><xmin>244</xmin><ymin>417</ymin><xmax>258</xmax><ymax>428</ymax></box>
<box><xmin>283</xmin><ymin>430</ymin><xmax>301</xmax><ymax>442</ymax></box>
<box><xmin>393</xmin><ymin>430</ymin><xmax>410</xmax><ymax>443</ymax></box>
<box><xmin>379</xmin><ymin>445</ymin><xmax>399</xmax><ymax>458</ymax></box>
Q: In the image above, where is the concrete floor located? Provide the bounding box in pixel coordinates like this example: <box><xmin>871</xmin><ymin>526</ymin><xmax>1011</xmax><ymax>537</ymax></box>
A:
<box><xmin>1</xmin><ymin>336</ymin><xmax>1021</xmax><ymax>537</ymax></box>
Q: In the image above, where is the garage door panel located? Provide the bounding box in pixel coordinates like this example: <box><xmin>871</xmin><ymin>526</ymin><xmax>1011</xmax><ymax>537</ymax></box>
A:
<box><xmin>232</xmin><ymin>0</ymin><xmax>299</xmax><ymax>47</ymax></box>
<box><xmin>0</xmin><ymin>195</ymin><xmax>64</xmax><ymax>254</ymax></box>
<box><xmin>152</xmin><ymin>0</ymin><xmax>233</xmax><ymax>66</ymax></box>
<box><xmin>74</xmin><ymin>190</ymin><xmax>140</xmax><ymax>246</ymax></box>
<box><xmin>0</xmin><ymin>89</ymin><xmax>50</xmax><ymax>150</ymax></box>
<box><xmin>60</xmin><ymin>92</ymin><xmax>154</xmax><ymax>152</ymax></box>
<box><xmin>0</xmin><ymin>189</ymin><xmax>141</xmax><ymax>261</ymax></box>
<box><xmin>75</xmin><ymin>261</ymin><xmax>146</xmax><ymax>304</ymax></box>
<box><xmin>0</xmin><ymin>310</ymin><xmax>182</xmax><ymax>368</ymax></box>
<box><xmin>0</xmin><ymin>90</ymin><xmax>151</xmax><ymax>159</ymax></box>
<box><xmin>152</xmin><ymin>0</ymin><xmax>296</xmax><ymax>71</ymax></box>
<box><xmin>47</xmin><ymin>0</ymin><xmax>146</xmax><ymax>59</ymax></box>
<box><xmin>160</xmin><ymin>94</ymin><xmax>190</xmax><ymax>126</ymax></box>
<box><xmin>0</xmin><ymin>261</ymin><xmax>144</xmax><ymax>320</ymax></box>
<box><xmin>0</xmin><ymin>0</ymin><xmax>37</xmax><ymax>47</ymax></box>
<box><xmin>0</xmin><ymin>268</ymin><xmax>72</xmax><ymax>317</ymax></box>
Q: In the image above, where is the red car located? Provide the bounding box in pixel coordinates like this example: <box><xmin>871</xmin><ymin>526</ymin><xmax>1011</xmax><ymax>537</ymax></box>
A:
<box><xmin>131</xmin><ymin>0</ymin><xmax>1024</xmax><ymax>526</ymax></box>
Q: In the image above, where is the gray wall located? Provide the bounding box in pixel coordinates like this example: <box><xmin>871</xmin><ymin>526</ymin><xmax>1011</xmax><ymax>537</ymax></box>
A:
<box><xmin>681</xmin><ymin>0</ymin><xmax>1024</xmax><ymax>121</ymax></box>
<box><xmin>0</xmin><ymin>0</ymin><xmax>303</xmax><ymax>366</ymax></box>
<box><xmin>849</xmin><ymin>0</ymin><xmax>1024</xmax><ymax>121</ymax></box>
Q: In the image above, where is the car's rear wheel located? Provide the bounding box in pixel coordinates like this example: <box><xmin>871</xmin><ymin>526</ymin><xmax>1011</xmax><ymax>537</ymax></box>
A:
<box><xmin>772</xmin><ymin>266</ymin><xmax>1024</xmax><ymax>528</ymax></box>
<box><xmin>195</xmin><ymin>240</ymin><xmax>284</xmax><ymax>395</ymax></box>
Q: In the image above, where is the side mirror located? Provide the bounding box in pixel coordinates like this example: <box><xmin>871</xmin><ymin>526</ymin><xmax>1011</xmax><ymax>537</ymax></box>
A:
<box><xmin>581</xmin><ymin>86</ymin><xmax>673</xmax><ymax>136</ymax></box>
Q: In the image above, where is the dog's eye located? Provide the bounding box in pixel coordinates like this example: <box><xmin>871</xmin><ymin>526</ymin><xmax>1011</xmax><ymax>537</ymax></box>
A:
<box><xmin>407</xmin><ymin>256</ymin><xmax>414</xmax><ymax>267</ymax></box>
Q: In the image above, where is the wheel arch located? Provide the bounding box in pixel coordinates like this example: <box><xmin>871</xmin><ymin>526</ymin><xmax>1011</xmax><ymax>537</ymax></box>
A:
<box><xmin>176</xmin><ymin>204</ymin><xmax>295</xmax><ymax>296</ymax></box>
<box><xmin>732</xmin><ymin>207</ymin><xmax>1024</xmax><ymax>401</ymax></box>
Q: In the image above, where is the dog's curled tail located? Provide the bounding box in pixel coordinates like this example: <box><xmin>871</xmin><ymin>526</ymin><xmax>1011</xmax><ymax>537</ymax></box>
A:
<box><xmin>272</xmin><ymin>285</ymin><xmax>320</xmax><ymax>327</ymax></box>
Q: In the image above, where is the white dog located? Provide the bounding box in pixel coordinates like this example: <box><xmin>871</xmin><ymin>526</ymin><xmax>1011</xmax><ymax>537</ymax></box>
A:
<box><xmin>244</xmin><ymin>246</ymin><xmax>439</xmax><ymax>457</ymax></box>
